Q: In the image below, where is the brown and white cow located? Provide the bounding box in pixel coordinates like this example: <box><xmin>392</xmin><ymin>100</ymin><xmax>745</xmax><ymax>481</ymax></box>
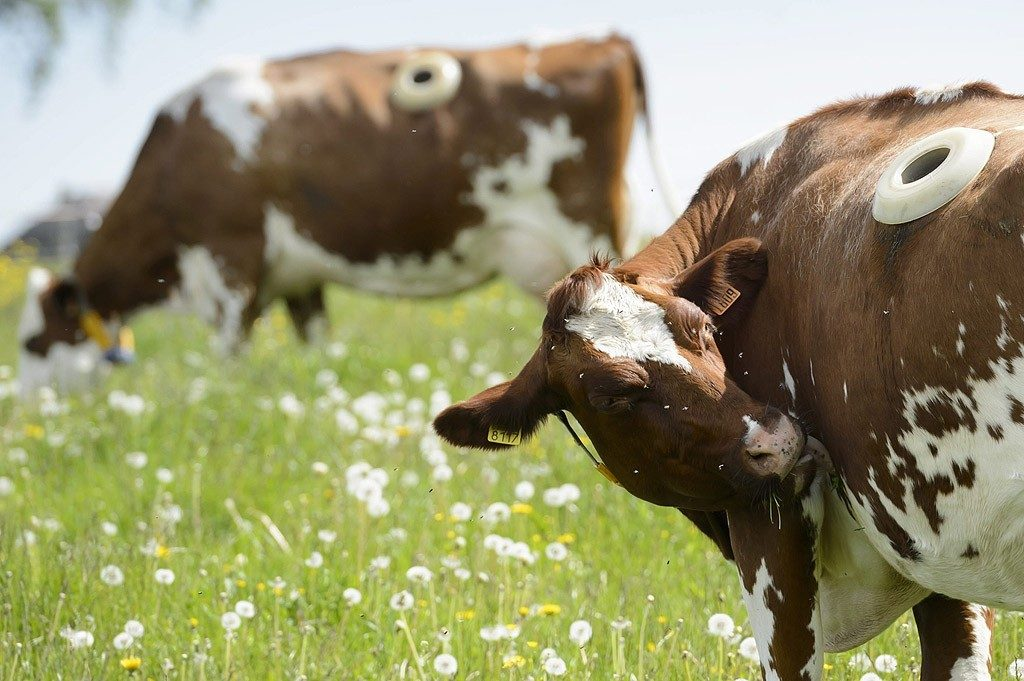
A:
<box><xmin>434</xmin><ymin>82</ymin><xmax>1024</xmax><ymax>679</ymax></box>
<box><xmin>19</xmin><ymin>32</ymin><xmax>676</xmax><ymax>396</ymax></box>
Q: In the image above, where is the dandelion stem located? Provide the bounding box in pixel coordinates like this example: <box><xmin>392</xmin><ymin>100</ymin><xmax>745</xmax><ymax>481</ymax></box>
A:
<box><xmin>398</xmin><ymin>619</ymin><xmax>427</xmax><ymax>681</ymax></box>
<box><xmin>45</xmin><ymin>592</ymin><xmax>64</xmax><ymax>644</ymax></box>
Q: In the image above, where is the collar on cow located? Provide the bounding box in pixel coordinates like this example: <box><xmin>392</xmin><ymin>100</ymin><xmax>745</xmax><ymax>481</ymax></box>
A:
<box><xmin>79</xmin><ymin>310</ymin><xmax>135</xmax><ymax>363</ymax></box>
<box><xmin>555</xmin><ymin>411</ymin><xmax>621</xmax><ymax>487</ymax></box>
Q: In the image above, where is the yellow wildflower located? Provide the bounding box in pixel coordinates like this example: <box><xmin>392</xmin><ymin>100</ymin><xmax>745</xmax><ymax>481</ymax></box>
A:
<box><xmin>557</xmin><ymin>533</ymin><xmax>576</xmax><ymax>544</ymax></box>
<box><xmin>455</xmin><ymin>610</ymin><xmax>475</xmax><ymax>621</ymax></box>
<box><xmin>539</xmin><ymin>603</ymin><xmax>561</xmax><ymax>616</ymax></box>
<box><xmin>256</xmin><ymin>582</ymin><xmax>266</xmax><ymax>592</ymax></box>
<box><xmin>188</xmin><ymin>617</ymin><xmax>198</xmax><ymax>628</ymax></box>
<box><xmin>647</xmin><ymin>641</ymin><xmax>656</xmax><ymax>652</ymax></box>
<box><xmin>518</xmin><ymin>606</ymin><xmax>530</xmax><ymax>617</ymax></box>
<box><xmin>510</xmin><ymin>503</ymin><xmax>533</xmax><ymax>515</ymax></box>
<box><xmin>395</xmin><ymin>425</ymin><xmax>411</xmax><ymax>437</ymax></box>
<box><xmin>154</xmin><ymin>544</ymin><xmax>170</xmax><ymax>559</ymax></box>
<box><xmin>657</xmin><ymin>615</ymin><xmax>668</xmax><ymax>624</ymax></box>
<box><xmin>434</xmin><ymin>512</ymin><xmax>445</xmax><ymax>521</ymax></box>
<box><xmin>23</xmin><ymin>424</ymin><xmax>44</xmax><ymax>440</ymax></box>
<box><xmin>120</xmin><ymin>656</ymin><xmax>142</xmax><ymax>671</ymax></box>
<box><xmin>526</xmin><ymin>641</ymin><xmax>539</xmax><ymax>649</ymax></box>
<box><xmin>502</xmin><ymin>655</ymin><xmax>526</xmax><ymax>669</ymax></box>
<box><xmin>235</xmin><ymin>579</ymin><xmax>246</xmax><ymax>588</ymax></box>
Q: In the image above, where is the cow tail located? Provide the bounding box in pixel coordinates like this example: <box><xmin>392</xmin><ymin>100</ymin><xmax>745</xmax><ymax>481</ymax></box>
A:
<box><xmin>630</xmin><ymin>44</ymin><xmax>683</xmax><ymax>219</ymax></box>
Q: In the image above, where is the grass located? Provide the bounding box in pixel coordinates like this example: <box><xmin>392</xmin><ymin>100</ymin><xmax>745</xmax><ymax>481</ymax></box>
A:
<box><xmin>0</xmin><ymin>254</ymin><xmax>1020</xmax><ymax>679</ymax></box>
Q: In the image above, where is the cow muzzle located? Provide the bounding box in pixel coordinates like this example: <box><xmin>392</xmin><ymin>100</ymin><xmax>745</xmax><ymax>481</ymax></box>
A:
<box><xmin>740</xmin><ymin>412</ymin><xmax>805</xmax><ymax>480</ymax></box>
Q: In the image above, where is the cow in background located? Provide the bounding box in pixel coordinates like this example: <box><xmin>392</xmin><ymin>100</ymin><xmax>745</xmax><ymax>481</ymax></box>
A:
<box><xmin>19</xmin><ymin>32</ymin><xmax>677</xmax><ymax>396</ymax></box>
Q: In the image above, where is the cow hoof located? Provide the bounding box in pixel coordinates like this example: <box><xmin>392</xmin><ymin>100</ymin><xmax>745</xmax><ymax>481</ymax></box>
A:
<box><xmin>872</xmin><ymin>126</ymin><xmax>994</xmax><ymax>224</ymax></box>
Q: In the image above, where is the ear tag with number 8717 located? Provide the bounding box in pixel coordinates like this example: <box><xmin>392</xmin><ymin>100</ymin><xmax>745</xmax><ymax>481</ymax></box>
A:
<box><xmin>487</xmin><ymin>426</ymin><xmax>521</xmax><ymax>445</ymax></box>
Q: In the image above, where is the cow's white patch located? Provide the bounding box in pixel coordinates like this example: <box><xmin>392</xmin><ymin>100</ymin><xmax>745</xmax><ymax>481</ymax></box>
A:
<box><xmin>782</xmin><ymin>360</ymin><xmax>797</xmax><ymax>403</ymax></box>
<box><xmin>751</xmin><ymin>210</ymin><xmax>762</xmax><ymax>224</ymax></box>
<box><xmin>525</xmin><ymin>25</ymin><xmax>614</xmax><ymax>51</ymax></box>
<box><xmin>914</xmin><ymin>83</ymin><xmax>964</xmax><ymax>105</ymax></box>
<box><xmin>163</xmin><ymin>57</ymin><xmax>276</xmax><ymax>165</ymax></box>
<box><xmin>566</xmin><ymin>273</ymin><xmax>692</xmax><ymax>370</ymax></box>
<box><xmin>523</xmin><ymin>51</ymin><xmax>560</xmax><ymax>98</ymax></box>
<box><xmin>856</xmin><ymin>299</ymin><xmax>1024</xmax><ymax>608</ymax></box>
<box><xmin>740</xmin><ymin>560</ymin><xmax>781</xmax><ymax>681</ymax></box>
<box><xmin>169</xmin><ymin>246</ymin><xmax>250</xmax><ymax>354</ymax></box>
<box><xmin>843</xmin><ymin>381</ymin><xmax>849</xmax><ymax>404</ymax></box>
<box><xmin>957</xmin><ymin>322</ymin><xmax>967</xmax><ymax>356</ymax></box>
<box><xmin>949</xmin><ymin>604</ymin><xmax>992</xmax><ymax>680</ymax></box>
<box><xmin>736</xmin><ymin>126</ymin><xmax>788</xmax><ymax>176</ymax></box>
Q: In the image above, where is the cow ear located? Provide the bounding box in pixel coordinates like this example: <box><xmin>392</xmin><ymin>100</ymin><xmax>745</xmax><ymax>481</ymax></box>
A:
<box><xmin>433</xmin><ymin>350</ymin><xmax>556</xmax><ymax>450</ymax></box>
<box><xmin>670</xmin><ymin>237</ymin><xmax>767</xmax><ymax>327</ymax></box>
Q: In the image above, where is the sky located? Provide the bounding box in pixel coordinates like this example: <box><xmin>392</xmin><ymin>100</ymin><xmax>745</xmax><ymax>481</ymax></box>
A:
<box><xmin>2</xmin><ymin>0</ymin><xmax>1024</xmax><ymax>243</ymax></box>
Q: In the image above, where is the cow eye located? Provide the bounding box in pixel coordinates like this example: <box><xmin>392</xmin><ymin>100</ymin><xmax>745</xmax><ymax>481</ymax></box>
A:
<box><xmin>391</xmin><ymin>51</ymin><xmax>463</xmax><ymax>112</ymax></box>
<box><xmin>590</xmin><ymin>394</ymin><xmax>635</xmax><ymax>414</ymax></box>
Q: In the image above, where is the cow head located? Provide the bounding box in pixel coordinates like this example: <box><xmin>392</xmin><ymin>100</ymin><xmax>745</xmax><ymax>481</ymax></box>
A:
<box><xmin>18</xmin><ymin>268</ymin><xmax>134</xmax><ymax>398</ymax></box>
<box><xmin>434</xmin><ymin>238</ymin><xmax>813</xmax><ymax>511</ymax></box>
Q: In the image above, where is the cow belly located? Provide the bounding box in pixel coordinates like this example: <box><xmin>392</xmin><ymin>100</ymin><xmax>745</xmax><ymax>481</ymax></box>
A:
<box><xmin>816</xmin><ymin>486</ymin><xmax>928</xmax><ymax>651</ymax></box>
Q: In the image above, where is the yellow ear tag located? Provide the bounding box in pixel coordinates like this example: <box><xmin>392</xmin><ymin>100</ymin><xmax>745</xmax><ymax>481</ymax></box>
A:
<box><xmin>118</xmin><ymin>327</ymin><xmax>135</xmax><ymax>352</ymax></box>
<box><xmin>487</xmin><ymin>426</ymin><xmax>522</xmax><ymax>446</ymax></box>
<box><xmin>79</xmin><ymin>311</ymin><xmax>113</xmax><ymax>350</ymax></box>
<box><xmin>595</xmin><ymin>462</ymin><xmax>622</xmax><ymax>486</ymax></box>
<box><xmin>707</xmin><ymin>286</ymin><xmax>741</xmax><ymax>316</ymax></box>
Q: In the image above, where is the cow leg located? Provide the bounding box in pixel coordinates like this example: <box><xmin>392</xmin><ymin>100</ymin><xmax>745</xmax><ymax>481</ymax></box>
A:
<box><xmin>914</xmin><ymin>594</ymin><xmax>993</xmax><ymax>680</ymax></box>
<box><xmin>284</xmin><ymin>287</ymin><xmax>328</xmax><ymax>343</ymax></box>
<box><xmin>727</xmin><ymin>468</ymin><xmax>824</xmax><ymax>681</ymax></box>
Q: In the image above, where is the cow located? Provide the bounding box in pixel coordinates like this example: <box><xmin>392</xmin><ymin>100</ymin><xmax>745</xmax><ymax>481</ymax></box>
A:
<box><xmin>433</xmin><ymin>82</ymin><xmax>1024</xmax><ymax>680</ymax></box>
<box><xmin>18</xmin><ymin>31</ymin><xmax>678</xmax><ymax>397</ymax></box>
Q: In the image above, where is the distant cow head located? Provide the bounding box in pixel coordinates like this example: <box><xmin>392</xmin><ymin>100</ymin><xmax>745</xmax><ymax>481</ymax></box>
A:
<box><xmin>434</xmin><ymin>238</ymin><xmax>811</xmax><ymax>510</ymax></box>
<box><xmin>18</xmin><ymin>268</ymin><xmax>133</xmax><ymax>398</ymax></box>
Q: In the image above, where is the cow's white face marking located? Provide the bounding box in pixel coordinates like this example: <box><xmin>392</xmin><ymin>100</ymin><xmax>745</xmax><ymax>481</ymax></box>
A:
<box><xmin>751</xmin><ymin>210</ymin><xmax>762</xmax><ymax>224</ymax></box>
<box><xmin>736</xmin><ymin>126</ymin><xmax>788</xmax><ymax>176</ymax></box>
<box><xmin>261</xmin><ymin>116</ymin><xmax>611</xmax><ymax>300</ymax></box>
<box><xmin>854</xmin><ymin>299</ymin><xmax>1024</xmax><ymax>608</ymax></box>
<box><xmin>782</xmin><ymin>359</ymin><xmax>797</xmax><ymax>403</ymax></box>
<box><xmin>949</xmin><ymin>604</ymin><xmax>992</xmax><ymax>680</ymax></box>
<box><xmin>17</xmin><ymin>268</ymin><xmax>105</xmax><ymax>398</ymax></box>
<box><xmin>914</xmin><ymin>83</ymin><xmax>964</xmax><ymax>105</ymax></box>
<box><xmin>163</xmin><ymin>57</ymin><xmax>276</xmax><ymax>166</ymax></box>
<box><xmin>565</xmin><ymin>273</ymin><xmax>692</xmax><ymax>370</ymax></box>
<box><xmin>169</xmin><ymin>246</ymin><xmax>250</xmax><ymax>354</ymax></box>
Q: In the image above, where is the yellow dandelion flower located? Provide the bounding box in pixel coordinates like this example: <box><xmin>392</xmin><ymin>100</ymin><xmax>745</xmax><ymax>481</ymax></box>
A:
<box><xmin>23</xmin><ymin>424</ymin><xmax>44</xmax><ymax>440</ymax></box>
<box><xmin>154</xmin><ymin>545</ymin><xmax>170</xmax><ymax>559</ymax></box>
<box><xmin>323</xmin><ymin>488</ymin><xmax>334</xmax><ymax>499</ymax></box>
<box><xmin>660</xmin><ymin>529</ymin><xmax>670</xmax><ymax>540</ymax></box>
<box><xmin>553</xmin><ymin>563</ymin><xmax>561</xmax><ymax>573</ymax></box>
<box><xmin>531</xmin><ymin>533</ymin><xmax>542</xmax><ymax>543</ymax></box>
<box><xmin>823</xmin><ymin>663</ymin><xmax>834</xmax><ymax>671</ymax></box>
<box><xmin>502</xmin><ymin>655</ymin><xmax>526</xmax><ymax>669</ymax></box>
<box><xmin>539</xmin><ymin>604</ymin><xmax>561</xmax><ymax>616</ymax></box>
<box><xmin>647</xmin><ymin>641</ymin><xmax>656</xmax><ymax>652</ymax></box>
<box><xmin>120</xmin><ymin>656</ymin><xmax>142</xmax><ymax>671</ymax></box>
<box><xmin>434</xmin><ymin>512</ymin><xmax>445</xmax><ymax>522</ymax></box>
<box><xmin>446</xmin><ymin>530</ymin><xmax>456</xmax><ymax>540</ymax></box>
<box><xmin>235</xmin><ymin>579</ymin><xmax>246</xmax><ymax>588</ymax></box>
<box><xmin>455</xmin><ymin>610</ymin><xmax>475</xmax><ymax>621</ymax></box>
<box><xmin>518</xmin><ymin>606</ymin><xmax>530</xmax><ymax>617</ymax></box>
<box><xmin>395</xmin><ymin>425</ymin><xmax>411</xmax><ymax>437</ymax></box>
<box><xmin>256</xmin><ymin>582</ymin><xmax>266</xmax><ymax>592</ymax></box>
<box><xmin>188</xmin><ymin>617</ymin><xmax>198</xmax><ymax>628</ymax></box>
<box><xmin>526</xmin><ymin>641</ymin><xmax>539</xmax><ymax>649</ymax></box>
<box><xmin>510</xmin><ymin>503</ymin><xmax>533</xmax><ymax>515</ymax></box>
<box><xmin>657</xmin><ymin>615</ymin><xmax>668</xmax><ymax>624</ymax></box>
<box><xmin>273</xmin><ymin>587</ymin><xmax>284</xmax><ymax>597</ymax></box>
<box><xmin>557</xmin><ymin>533</ymin><xmax>576</xmax><ymax>544</ymax></box>
<box><xmin>417</xmin><ymin>599</ymin><xmax>427</xmax><ymax>608</ymax></box>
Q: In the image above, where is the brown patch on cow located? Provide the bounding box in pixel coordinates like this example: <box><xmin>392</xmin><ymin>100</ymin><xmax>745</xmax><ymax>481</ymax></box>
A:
<box><xmin>1011</xmin><ymin>396</ymin><xmax>1024</xmax><ymax>424</ymax></box>
<box><xmin>914</xmin><ymin>597</ymin><xmax>992</xmax><ymax>679</ymax></box>
<box><xmin>987</xmin><ymin>424</ymin><xmax>1004</xmax><ymax>441</ymax></box>
<box><xmin>961</xmin><ymin>544</ymin><xmax>980</xmax><ymax>559</ymax></box>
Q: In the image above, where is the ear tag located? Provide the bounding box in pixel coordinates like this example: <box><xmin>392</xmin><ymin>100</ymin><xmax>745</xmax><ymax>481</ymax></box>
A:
<box><xmin>595</xmin><ymin>462</ymin><xmax>622</xmax><ymax>487</ymax></box>
<box><xmin>487</xmin><ymin>426</ymin><xmax>522</xmax><ymax>446</ymax></box>
<box><xmin>707</xmin><ymin>286</ymin><xmax>741</xmax><ymax>316</ymax></box>
<box><xmin>80</xmin><ymin>311</ymin><xmax>114</xmax><ymax>350</ymax></box>
<box><xmin>118</xmin><ymin>327</ymin><xmax>136</xmax><ymax>353</ymax></box>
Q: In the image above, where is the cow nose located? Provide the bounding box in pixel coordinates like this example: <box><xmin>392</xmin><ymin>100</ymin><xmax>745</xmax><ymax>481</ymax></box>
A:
<box><xmin>741</xmin><ymin>414</ymin><xmax>804</xmax><ymax>477</ymax></box>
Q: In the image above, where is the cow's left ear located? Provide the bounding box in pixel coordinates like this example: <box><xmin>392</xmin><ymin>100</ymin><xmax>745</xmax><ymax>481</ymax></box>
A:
<box><xmin>433</xmin><ymin>348</ymin><xmax>557</xmax><ymax>450</ymax></box>
<box><xmin>670</xmin><ymin>237</ymin><xmax>767</xmax><ymax>327</ymax></box>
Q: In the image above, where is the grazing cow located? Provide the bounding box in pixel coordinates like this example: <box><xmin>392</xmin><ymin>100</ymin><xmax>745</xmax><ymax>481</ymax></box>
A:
<box><xmin>434</xmin><ymin>82</ymin><xmax>1024</xmax><ymax>679</ymax></box>
<box><xmin>18</xmin><ymin>32</ymin><xmax>676</xmax><ymax>396</ymax></box>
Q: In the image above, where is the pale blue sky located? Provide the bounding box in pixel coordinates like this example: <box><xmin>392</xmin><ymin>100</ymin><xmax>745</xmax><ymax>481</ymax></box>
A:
<box><xmin>2</xmin><ymin>0</ymin><xmax>1023</xmax><ymax>242</ymax></box>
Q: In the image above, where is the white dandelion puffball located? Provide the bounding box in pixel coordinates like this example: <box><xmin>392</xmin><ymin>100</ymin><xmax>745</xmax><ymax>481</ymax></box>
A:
<box><xmin>560</xmin><ymin>483</ymin><xmax>581</xmax><ymax>502</ymax></box>
<box><xmin>540</xmin><ymin>647</ymin><xmax>558</xmax><ymax>663</ymax></box>
<box><xmin>542</xmin><ymin>487</ymin><xmax>567</xmax><ymax>507</ymax></box>
<box><xmin>305</xmin><ymin>551</ymin><xmax>324</xmax><ymax>569</ymax></box>
<box><xmin>390</xmin><ymin>590</ymin><xmax>415</xmax><ymax>611</ymax></box>
<box><xmin>543</xmin><ymin>656</ymin><xmax>567</xmax><ymax>676</ymax></box>
<box><xmin>874</xmin><ymin>654</ymin><xmax>898</xmax><ymax>673</ymax></box>
<box><xmin>366</xmin><ymin>497</ymin><xmax>390</xmax><ymax>518</ymax></box>
<box><xmin>112</xmin><ymin>632</ymin><xmax>133</xmax><ymax>650</ymax></box>
<box><xmin>343</xmin><ymin>588</ymin><xmax>362</xmax><ymax>606</ymax></box>
<box><xmin>311</xmin><ymin>461</ymin><xmax>329</xmax><ymax>475</ymax></box>
<box><xmin>370</xmin><ymin>555</ymin><xmax>392</xmax><ymax>571</ymax></box>
<box><xmin>860</xmin><ymin>674</ymin><xmax>882</xmax><ymax>681</ymax></box>
<box><xmin>221</xmin><ymin>612</ymin><xmax>241</xmax><ymax>631</ymax></box>
<box><xmin>433</xmin><ymin>653</ymin><xmax>458</xmax><ymax>677</ymax></box>
<box><xmin>317</xmin><ymin>529</ymin><xmax>337</xmax><ymax>543</ymax></box>
<box><xmin>0</xmin><ymin>476</ymin><xmax>13</xmax><ymax>496</ymax></box>
<box><xmin>409</xmin><ymin>363</ymin><xmax>431</xmax><ymax>382</ymax></box>
<box><xmin>70</xmin><ymin>630</ymin><xmax>94</xmax><ymax>649</ymax></box>
<box><xmin>453</xmin><ymin>567</ymin><xmax>471</xmax><ymax>581</ymax></box>
<box><xmin>569</xmin><ymin>620</ymin><xmax>593</xmax><ymax>646</ymax></box>
<box><xmin>449</xmin><ymin>502</ymin><xmax>472</xmax><ymax>522</ymax></box>
<box><xmin>100</xmin><ymin>564</ymin><xmax>124</xmax><ymax>587</ymax></box>
<box><xmin>124</xmin><ymin>620</ymin><xmax>144</xmax><ymax>638</ymax></box>
<box><xmin>101</xmin><ymin>521</ymin><xmax>118</xmax><ymax>536</ymax></box>
<box><xmin>738</xmin><ymin>637</ymin><xmax>759</xmax><ymax>662</ymax></box>
<box><xmin>707</xmin><ymin>613</ymin><xmax>735</xmax><ymax>638</ymax></box>
<box><xmin>432</xmin><ymin>464</ymin><xmax>454</xmax><ymax>482</ymax></box>
<box><xmin>545</xmin><ymin>542</ymin><xmax>568</xmax><ymax>561</ymax></box>
<box><xmin>848</xmin><ymin>652</ymin><xmax>873</xmax><ymax>671</ymax></box>
<box><xmin>235</xmin><ymin>600</ymin><xmax>256</xmax><ymax>619</ymax></box>
<box><xmin>406</xmin><ymin>565</ymin><xmax>434</xmax><ymax>584</ymax></box>
<box><xmin>154</xmin><ymin>568</ymin><xmax>175</xmax><ymax>585</ymax></box>
<box><xmin>482</xmin><ymin>502</ymin><xmax>511</xmax><ymax>523</ymax></box>
<box><xmin>1009</xmin><ymin>660</ymin><xmax>1024</xmax><ymax>679</ymax></box>
<box><xmin>124</xmin><ymin>451</ymin><xmax>148</xmax><ymax>469</ymax></box>
<box><xmin>155</xmin><ymin>467</ymin><xmax>174</xmax><ymax>484</ymax></box>
<box><xmin>277</xmin><ymin>393</ymin><xmax>305</xmax><ymax>416</ymax></box>
<box><xmin>514</xmin><ymin>480</ymin><xmax>535</xmax><ymax>500</ymax></box>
